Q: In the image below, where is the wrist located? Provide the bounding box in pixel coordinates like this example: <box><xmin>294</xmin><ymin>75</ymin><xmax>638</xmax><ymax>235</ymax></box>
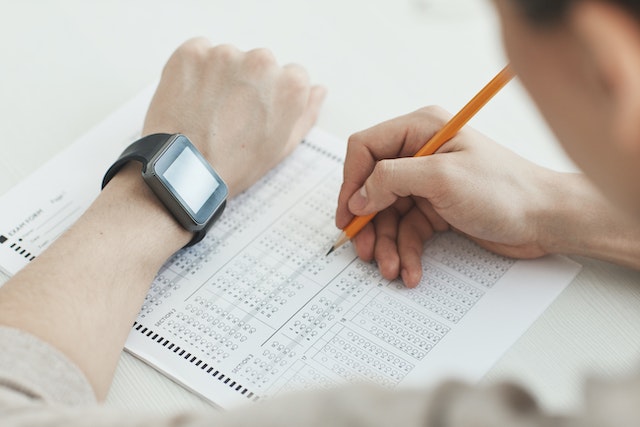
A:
<box><xmin>98</xmin><ymin>162</ymin><xmax>192</xmax><ymax>258</ymax></box>
<box><xmin>532</xmin><ymin>171</ymin><xmax>579</xmax><ymax>255</ymax></box>
<box><xmin>536</xmin><ymin>172</ymin><xmax>640</xmax><ymax>267</ymax></box>
<box><xmin>1</xmin><ymin>162</ymin><xmax>192</xmax><ymax>398</ymax></box>
<box><xmin>103</xmin><ymin>133</ymin><xmax>228</xmax><ymax>247</ymax></box>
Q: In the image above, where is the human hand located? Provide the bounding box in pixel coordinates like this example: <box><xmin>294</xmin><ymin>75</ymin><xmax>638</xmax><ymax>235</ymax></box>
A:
<box><xmin>336</xmin><ymin>106</ymin><xmax>559</xmax><ymax>287</ymax></box>
<box><xmin>143</xmin><ymin>37</ymin><xmax>327</xmax><ymax>197</ymax></box>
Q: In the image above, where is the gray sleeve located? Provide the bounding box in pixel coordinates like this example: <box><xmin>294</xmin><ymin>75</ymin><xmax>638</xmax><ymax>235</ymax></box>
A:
<box><xmin>0</xmin><ymin>326</ymin><xmax>96</xmax><ymax>406</ymax></box>
<box><xmin>0</xmin><ymin>324</ymin><xmax>632</xmax><ymax>427</ymax></box>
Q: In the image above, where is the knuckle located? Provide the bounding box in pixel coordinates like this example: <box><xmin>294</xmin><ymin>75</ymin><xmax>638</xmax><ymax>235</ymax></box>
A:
<box><xmin>165</xmin><ymin>37</ymin><xmax>210</xmax><ymax>74</ymax></box>
<box><xmin>282</xmin><ymin>65</ymin><xmax>310</xmax><ymax>92</ymax></box>
<box><xmin>345</xmin><ymin>133</ymin><xmax>367</xmax><ymax>162</ymax></box>
<box><xmin>424</xmin><ymin>156</ymin><xmax>456</xmax><ymax>196</ymax></box>
<box><xmin>417</xmin><ymin>105</ymin><xmax>451</xmax><ymax>124</ymax></box>
<box><xmin>245</xmin><ymin>47</ymin><xmax>277</xmax><ymax>68</ymax></box>
<box><xmin>208</xmin><ymin>43</ymin><xmax>240</xmax><ymax>63</ymax></box>
<box><xmin>175</xmin><ymin>37</ymin><xmax>211</xmax><ymax>60</ymax></box>
<box><xmin>372</xmin><ymin>159</ymin><xmax>395</xmax><ymax>187</ymax></box>
<box><xmin>347</xmin><ymin>132</ymin><xmax>365</xmax><ymax>150</ymax></box>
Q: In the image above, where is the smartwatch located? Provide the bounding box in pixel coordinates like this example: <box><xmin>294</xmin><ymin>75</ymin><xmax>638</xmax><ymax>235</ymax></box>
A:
<box><xmin>102</xmin><ymin>133</ymin><xmax>228</xmax><ymax>246</ymax></box>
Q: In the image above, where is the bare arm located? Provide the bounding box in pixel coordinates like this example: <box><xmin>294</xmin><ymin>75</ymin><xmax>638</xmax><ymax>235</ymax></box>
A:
<box><xmin>336</xmin><ymin>107</ymin><xmax>640</xmax><ymax>287</ymax></box>
<box><xmin>0</xmin><ymin>38</ymin><xmax>325</xmax><ymax>399</ymax></box>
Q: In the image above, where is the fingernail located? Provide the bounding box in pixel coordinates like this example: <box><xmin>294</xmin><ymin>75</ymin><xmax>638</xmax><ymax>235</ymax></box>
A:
<box><xmin>349</xmin><ymin>186</ymin><xmax>368</xmax><ymax>211</ymax></box>
<box><xmin>401</xmin><ymin>268</ymin><xmax>418</xmax><ymax>288</ymax></box>
<box><xmin>401</xmin><ymin>269</ymin><xmax>409</xmax><ymax>285</ymax></box>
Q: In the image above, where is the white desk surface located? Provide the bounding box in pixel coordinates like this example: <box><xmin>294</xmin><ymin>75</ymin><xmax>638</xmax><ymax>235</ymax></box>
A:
<box><xmin>2</xmin><ymin>0</ymin><xmax>640</xmax><ymax>415</ymax></box>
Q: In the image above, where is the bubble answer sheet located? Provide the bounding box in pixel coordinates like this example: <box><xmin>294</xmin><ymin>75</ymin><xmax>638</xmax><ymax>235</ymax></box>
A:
<box><xmin>0</xmin><ymin>87</ymin><xmax>581</xmax><ymax>409</ymax></box>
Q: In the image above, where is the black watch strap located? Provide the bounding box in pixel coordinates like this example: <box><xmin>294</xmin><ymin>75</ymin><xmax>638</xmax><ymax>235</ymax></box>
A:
<box><xmin>101</xmin><ymin>133</ymin><xmax>222</xmax><ymax>247</ymax></box>
<box><xmin>101</xmin><ymin>134</ymin><xmax>170</xmax><ymax>189</ymax></box>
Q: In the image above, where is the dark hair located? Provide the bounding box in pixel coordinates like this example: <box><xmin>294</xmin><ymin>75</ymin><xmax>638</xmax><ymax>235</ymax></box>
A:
<box><xmin>515</xmin><ymin>0</ymin><xmax>640</xmax><ymax>24</ymax></box>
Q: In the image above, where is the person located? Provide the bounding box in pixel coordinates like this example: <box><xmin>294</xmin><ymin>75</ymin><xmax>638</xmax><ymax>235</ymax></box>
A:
<box><xmin>1</xmin><ymin>0</ymin><xmax>640</xmax><ymax>425</ymax></box>
<box><xmin>337</xmin><ymin>0</ymin><xmax>640</xmax><ymax>288</ymax></box>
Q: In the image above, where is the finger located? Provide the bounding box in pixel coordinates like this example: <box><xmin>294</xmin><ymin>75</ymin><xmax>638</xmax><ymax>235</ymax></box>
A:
<box><xmin>342</xmin><ymin>106</ymin><xmax>452</xmax><ymax>192</ymax></box>
<box><xmin>203</xmin><ymin>43</ymin><xmax>243</xmax><ymax>77</ymax></box>
<box><xmin>373</xmin><ymin>208</ymin><xmax>401</xmax><ymax>281</ymax></box>
<box><xmin>338</xmin><ymin>107</ymin><xmax>452</xmax><ymax>228</ymax></box>
<box><xmin>336</xmin><ymin>180</ymin><xmax>358</xmax><ymax>229</ymax></box>
<box><xmin>336</xmin><ymin>149</ymin><xmax>414</xmax><ymax>230</ymax></box>
<box><xmin>279</xmin><ymin>62</ymin><xmax>311</xmax><ymax>106</ymax></box>
<box><xmin>337</xmin><ymin>144</ymin><xmax>413</xmax><ymax>231</ymax></box>
<box><xmin>347</xmin><ymin>157</ymin><xmax>420</xmax><ymax>215</ymax></box>
<box><xmin>164</xmin><ymin>37</ymin><xmax>213</xmax><ymax>74</ymax></box>
<box><xmin>243</xmin><ymin>47</ymin><xmax>279</xmax><ymax>75</ymax></box>
<box><xmin>338</xmin><ymin>197</ymin><xmax>413</xmax><ymax>254</ymax></box>
<box><xmin>177</xmin><ymin>36</ymin><xmax>212</xmax><ymax>51</ymax></box>
<box><xmin>277</xmin><ymin>65</ymin><xmax>321</xmax><ymax>158</ymax></box>
<box><xmin>393</xmin><ymin>196</ymin><xmax>415</xmax><ymax>217</ymax></box>
<box><xmin>276</xmin><ymin>63</ymin><xmax>312</xmax><ymax>132</ymax></box>
<box><xmin>351</xmin><ymin>222</ymin><xmax>376</xmax><ymax>262</ymax></box>
<box><xmin>348</xmin><ymin>155</ymin><xmax>454</xmax><ymax>216</ymax></box>
<box><xmin>347</xmin><ymin>106</ymin><xmax>453</xmax><ymax>163</ymax></box>
<box><xmin>286</xmin><ymin>84</ymin><xmax>328</xmax><ymax>155</ymax></box>
<box><xmin>341</xmin><ymin>195</ymin><xmax>414</xmax><ymax>233</ymax></box>
<box><xmin>415</xmin><ymin>198</ymin><xmax>450</xmax><ymax>232</ymax></box>
<box><xmin>398</xmin><ymin>207</ymin><xmax>436</xmax><ymax>288</ymax></box>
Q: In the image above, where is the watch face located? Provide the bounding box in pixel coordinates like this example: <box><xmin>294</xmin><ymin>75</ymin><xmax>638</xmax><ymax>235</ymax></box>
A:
<box><xmin>149</xmin><ymin>135</ymin><xmax>228</xmax><ymax>230</ymax></box>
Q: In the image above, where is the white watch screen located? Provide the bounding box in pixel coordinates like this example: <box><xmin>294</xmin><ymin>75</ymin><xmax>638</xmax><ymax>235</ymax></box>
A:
<box><xmin>162</xmin><ymin>146</ymin><xmax>220</xmax><ymax>213</ymax></box>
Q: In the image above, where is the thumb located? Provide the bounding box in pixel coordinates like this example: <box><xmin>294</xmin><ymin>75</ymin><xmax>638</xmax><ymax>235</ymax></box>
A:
<box><xmin>347</xmin><ymin>157</ymin><xmax>435</xmax><ymax>215</ymax></box>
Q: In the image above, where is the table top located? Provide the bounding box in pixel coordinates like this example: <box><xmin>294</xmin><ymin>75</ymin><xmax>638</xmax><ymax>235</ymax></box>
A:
<box><xmin>2</xmin><ymin>0</ymin><xmax>640</xmax><ymax>415</ymax></box>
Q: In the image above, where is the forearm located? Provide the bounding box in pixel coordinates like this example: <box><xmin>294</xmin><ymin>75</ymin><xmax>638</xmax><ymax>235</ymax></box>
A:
<box><xmin>0</xmin><ymin>39</ymin><xmax>322</xmax><ymax>403</ymax></box>
<box><xmin>538</xmin><ymin>172</ymin><xmax>640</xmax><ymax>269</ymax></box>
<box><xmin>0</xmin><ymin>164</ymin><xmax>190</xmax><ymax>399</ymax></box>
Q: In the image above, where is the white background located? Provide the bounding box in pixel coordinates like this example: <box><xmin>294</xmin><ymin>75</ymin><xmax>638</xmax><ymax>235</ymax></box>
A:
<box><xmin>1</xmin><ymin>0</ymin><xmax>640</xmax><ymax>415</ymax></box>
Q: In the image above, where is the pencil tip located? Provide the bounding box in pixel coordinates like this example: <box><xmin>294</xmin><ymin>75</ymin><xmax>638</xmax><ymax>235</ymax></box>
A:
<box><xmin>327</xmin><ymin>231</ymin><xmax>350</xmax><ymax>256</ymax></box>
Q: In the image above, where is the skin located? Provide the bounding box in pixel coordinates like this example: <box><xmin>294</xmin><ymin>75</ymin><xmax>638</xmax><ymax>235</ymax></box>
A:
<box><xmin>1</xmin><ymin>0</ymin><xmax>640</xmax><ymax>408</ymax></box>
<box><xmin>496</xmin><ymin>0</ymin><xmax>640</xmax><ymax>212</ymax></box>
<box><xmin>336</xmin><ymin>0</ymin><xmax>640</xmax><ymax>288</ymax></box>
<box><xmin>0</xmin><ymin>37</ymin><xmax>325</xmax><ymax>399</ymax></box>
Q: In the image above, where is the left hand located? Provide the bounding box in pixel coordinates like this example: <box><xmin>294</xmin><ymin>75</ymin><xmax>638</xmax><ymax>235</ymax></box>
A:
<box><xmin>143</xmin><ymin>37</ymin><xmax>327</xmax><ymax>196</ymax></box>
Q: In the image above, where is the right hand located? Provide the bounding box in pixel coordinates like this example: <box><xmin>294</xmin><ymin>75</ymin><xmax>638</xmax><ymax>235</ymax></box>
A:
<box><xmin>336</xmin><ymin>107</ymin><xmax>560</xmax><ymax>287</ymax></box>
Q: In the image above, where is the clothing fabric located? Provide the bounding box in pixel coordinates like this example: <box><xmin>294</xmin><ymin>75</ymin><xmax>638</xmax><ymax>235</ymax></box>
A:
<box><xmin>0</xmin><ymin>325</ymin><xmax>632</xmax><ymax>427</ymax></box>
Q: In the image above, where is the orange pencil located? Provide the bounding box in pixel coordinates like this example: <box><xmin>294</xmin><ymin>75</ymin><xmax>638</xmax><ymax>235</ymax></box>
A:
<box><xmin>327</xmin><ymin>64</ymin><xmax>515</xmax><ymax>255</ymax></box>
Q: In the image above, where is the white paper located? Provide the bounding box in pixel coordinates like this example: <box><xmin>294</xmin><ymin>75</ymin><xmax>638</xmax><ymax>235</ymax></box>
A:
<box><xmin>0</xmin><ymin>89</ymin><xmax>581</xmax><ymax>409</ymax></box>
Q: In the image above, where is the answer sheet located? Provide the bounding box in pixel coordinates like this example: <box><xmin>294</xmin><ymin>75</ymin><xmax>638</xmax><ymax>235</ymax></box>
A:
<box><xmin>0</xmin><ymin>87</ymin><xmax>581</xmax><ymax>409</ymax></box>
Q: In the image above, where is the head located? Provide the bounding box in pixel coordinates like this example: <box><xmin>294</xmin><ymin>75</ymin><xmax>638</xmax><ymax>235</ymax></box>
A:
<box><xmin>493</xmin><ymin>0</ymin><xmax>640</xmax><ymax>215</ymax></box>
